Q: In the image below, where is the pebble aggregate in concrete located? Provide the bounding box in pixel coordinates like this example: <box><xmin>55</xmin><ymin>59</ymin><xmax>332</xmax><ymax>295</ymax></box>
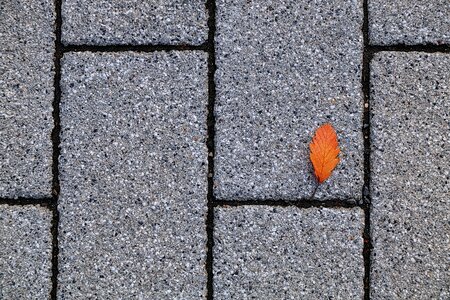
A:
<box><xmin>371</xmin><ymin>52</ymin><xmax>450</xmax><ymax>299</ymax></box>
<box><xmin>58</xmin><ymin>52</ymin><xmax>208</xmax><ymax>299</ymax></box>
<box><xmin>0</xmin><ymin>205</ymin><xmax>52</xmax><ymax>299</ymax></box>
<box><xmin>62</xmin><ymin>0</ymin><xmax>208</xmax><ymax>45</ymax></box>
<box><xmin>0</xmin><ymin>0</ymin><xmax>54</xmax><ymax>198</ymax></box>
<box><xmin>369</xmin><ymin>0</ymin><xmax>450</xmax><ymax>45</ymax></box>
<box><xmin>214</xmin><ymin>206</ymin><xmax>365</xmax><ymax>299</ymax></box>
<box><xmin>214</xmin><ymin>0</ymin><xmax>364</xmax><ymax>201</ymax></box>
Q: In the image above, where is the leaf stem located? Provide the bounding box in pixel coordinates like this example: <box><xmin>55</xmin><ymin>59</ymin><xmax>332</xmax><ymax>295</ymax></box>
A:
<box><xmin>309</xmin><ymin>181</ymin><xmax>320</xmax><ymax>200</ymax></box>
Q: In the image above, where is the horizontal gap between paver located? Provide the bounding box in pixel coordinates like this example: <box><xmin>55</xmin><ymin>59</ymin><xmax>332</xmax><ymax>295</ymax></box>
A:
<box><xmin>369</xmin><ymin>44</ymin><xmax>450</xmax><ymax>53</ymax></box>
<box><xmin>214</xmin><ymin>199</ymin><xmax>362</xmax><ymax>209</ymax></box>
<box><xmin>61</xmin><ymin>44</ymin><xmax>450</xmax><ymax>54</ymax></box>
<box><xmin>0</xmin><ymin>197</ymin><xmax>53</xmax><ymax>207</ymax></box>
<box><xmin>62</xmin><ymin>43</ymin><xmax>208</xmax><ymax>53</ymax></box>
<box><xmin>0</xmin><ymin>198</ymin><xmax>362</xmax><ymax>209</ymax></box>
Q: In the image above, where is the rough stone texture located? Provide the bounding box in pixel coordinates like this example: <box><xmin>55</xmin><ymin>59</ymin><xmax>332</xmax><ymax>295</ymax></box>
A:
<box><xmin>58</xmin><ymin>52</ymin><xmax>208</xmax><ymax>299</ymax></box>
<box><xmin>369</xmin><ymin>0</ymin><xmax>450</xmax><ymax>45</ymax></box>
<box><xmin>214</xmin><ymin>206</ymin><xmax>365</xmax><ymax>299</ymax></box>
<box><xmin>0</xmin><ymin>205</ymin><xmax>52</xmax><ymax>299</ymax></box>
<box><xmin>371</xmin><ymin>53</ymin><xmax>450</xmax><ymax>299</ymax></box>
<box><xmin>62</xmin><ymin>0</ymin><xmax>208</xmax><ymax>45</ymax></box>
<box><xmin>0</xmin><ymin>0</ymin><xmax>54</xmax><ymax>198</ymax></box>
<box><xmin>214</xmin><ymin>0</ymin><xmax>364</xmax><ymax>201</ymax></box>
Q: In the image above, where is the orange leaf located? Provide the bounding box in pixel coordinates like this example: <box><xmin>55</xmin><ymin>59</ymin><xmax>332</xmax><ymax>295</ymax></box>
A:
<box><xmin>309</xmin><ymin>123</ymin><xmax>340</xmax><ymax>183</ymax></box>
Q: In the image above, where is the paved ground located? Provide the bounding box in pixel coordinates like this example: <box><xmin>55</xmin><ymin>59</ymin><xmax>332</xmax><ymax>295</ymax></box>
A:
<box><xmin>0</xmin><ymin>1</ymin><xmax>448</xmax><ymax>299</ymax></box>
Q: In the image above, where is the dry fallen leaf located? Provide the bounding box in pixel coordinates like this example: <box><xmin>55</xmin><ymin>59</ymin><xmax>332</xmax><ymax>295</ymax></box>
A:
<box><xmin>309</xmin><ymin>123</ymin><xmax>340</xmax><ymax>184</ymax></box>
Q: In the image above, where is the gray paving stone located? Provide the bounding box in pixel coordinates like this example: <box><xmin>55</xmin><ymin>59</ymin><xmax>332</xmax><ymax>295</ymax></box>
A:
<box><xmin>369</xmin><ymin>0</ymin><xmax>450</xmax><ymax>45</ymax></box>
<box><xmin>214</xmin><ymin>206</ymin><xmax>365</xmax><ymax>299</ymax></box>
<box><xmin>0</xmin><ymin>205</ymin><xmax>52</xmax><ymax>299</ymax></box>
<box><xmin>0</xmin><ymin>0</ymin><xmax>54</xmax><ymax>198</ymax></box>
<box><xmin>58</xmin><ymin>52</ymin><xmax>208</xmax><ymax>299</ymax></box>
<box><xmin>62</xmin><ymin>0</ymin><xmax>208</xmax><ymax>45</ymax></box>
<box><xmin>371</xmin><ymin>53</ymin><xmax>450</xmax><ymax>299</ymax></box>
<box><xmin>214</xmin><ymin>0</ymin><xmax>364</xmax><ymax>201</ymax></box>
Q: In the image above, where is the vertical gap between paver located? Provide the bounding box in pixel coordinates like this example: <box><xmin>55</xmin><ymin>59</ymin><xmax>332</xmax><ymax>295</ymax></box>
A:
<box><xmin>50</xmin><ymin>0</ymin><xmax>63</xmax><ymax>298</ymax></box>
<box><xmin>205</xmin><ymin>0</ymin><xmax>217</xmax><ymax>299</ymax></box>
<box><xmin>362</xmin><ymin>0</ymin><xmax>372</xmax><ymax>299</ymax></box>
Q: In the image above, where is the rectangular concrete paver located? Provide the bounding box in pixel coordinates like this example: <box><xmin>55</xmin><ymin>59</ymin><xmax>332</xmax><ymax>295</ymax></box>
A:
<box><xmin>62</xmin><ymin>0</ymin><xmax>208</xmax><ymax>45</ymax></box>
<box><xmin>369</xmin><ymin>0</ymin><xmax>450</xmax><ymax>45</ymax></box>
<box><xmin>0</xmin><ymin>0</ymin><xmax>54</xmax><ymax>198</ymax></box>
<box><xmin>214</xmin><ymin>0</ymin><xmax>364</xmax><ymax>200</ymax></box>
<box><xmin>0</xmin><ymin>205</ymin><xmax>52</xmax><ymax>299</ymax></box>
<box><xmin>214</xmin><ymin>206</ymin><xmax>365</xmax><ymax>299</ymax></box>
<box><xmin>58</xmin><ymin>52</ymin><xmax>208</xmax><ymax>298</ymax></box>
<box><xmin>371</xmin><ymin>53</ymin><xmax>450</xmax><ymax>299</ymax></box>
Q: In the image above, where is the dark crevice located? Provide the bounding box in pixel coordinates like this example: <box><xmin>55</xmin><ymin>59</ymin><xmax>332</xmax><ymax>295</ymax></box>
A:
<box><xmin>61</xmin><ymin>42</ymin><xmax>450</xmax><ymax>56</ymax></box>
<box><xmin>205</xmin><ymin>0</ymin><xmax>217</xmax><ymax>299</ymax></box>
<box><xmin>214</xmin><ymin>199</ymin><xmax>361</xmax><ymax>209</ymax></box>
<box><xmin>50</xmin><ymin>0</ymin><xmax>62</xmax><ymax>298</ymax></box>
<box><xmin>362</xmin><ymin>0</ymin><xmax>372</xmax><ymax>299</ymax></box>
<box><xmin>62</xmin><ymin>43</ymin><xmax>208</xmax><ymax>53</ymax></box>
<box><xmin>49</xmin><ymin>201</ymin><xmax>60</xmax><ymax>300</ymax></box>
<box><xmin>0</xmin><ymin>198</ymin><xmax>53</xmax><ymax>206</ymax></box>
<box><xmin>369</xmin><ymin>44</ymin><xmax>450</xmax><ymax>53</ymax></box>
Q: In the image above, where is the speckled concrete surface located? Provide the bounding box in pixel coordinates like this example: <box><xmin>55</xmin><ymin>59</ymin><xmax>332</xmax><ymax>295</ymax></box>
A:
<box><xmin>214</xmin><ymin>206</ymin><xmax>365</xmax><ymax>299</ymax></box>
<box><xmin>0</xmin><ymin>205</ymin><xmax>52</xmax><ymax>299</ymax></box>
<box><xmin>214</xmin><ymin>0</ymin><xmax>364</xmax><ymax>201</ymax></box>
<box><xmin>369</xmin><ymin>0</ymin><xmax>450</xmax><ymax>45</ymax></box>
<box><xmin>0</xmin><ymin>0</ymin><xmax>54</xmax><ymax>198</ymax></box>
<box><xmin>57</xmin><ymin>52</ymin><xmax>208</xmax><ymax>299</ymax></box>
<box><xmin>61</xmin><ymin>0</ymin><xmax>208</xmax><ymax>45</ymax></box>
<box><xmin>1</xmin><ymin>1</ymin><xmax>449</xmax><ymax>298</ymax></box>
<box><xmin>371</xmin><ymin>52</ymin><xmax>450</xmax><ymax>299</ymax></box>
